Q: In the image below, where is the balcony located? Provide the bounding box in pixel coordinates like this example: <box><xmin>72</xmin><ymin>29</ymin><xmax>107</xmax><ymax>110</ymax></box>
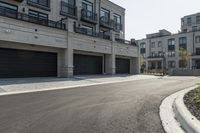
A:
<box><xmin>74</xmin><ymin>26</ymin><xmax>111</xmax><ymax>40</ymax></box>
<box><xmin>100</xmin><ymin>17</ymin><xmax>113</xmax><ymax>29</ymax></box>
<box><xmin>113</xmin><ymin>22</ymin><xmax>122</xmax><ymax>32</ymax></box>
<box><xmin>168</xmin><ymin>45</ymin><xmax>175</xmax><ymax>51</ymax></box>
<box><xmin>27</xmin><ymin>0</ymin><xmax>50</xmax><ymax>11</ymax></box>
<box><xmin>81</xmin><ymin>9</ymin><xmax>97</xmax><ymax>24</ymax></box>
<box><xmin>0</xmin><ymin>6</ymin><xmax>66</xmax><ymax>30</ymax></box>
<box><xmin>147</xmin><ymin>55</ymin><xmax>164</xmax><ymax>59</ymax></box>
<box><xmin>60</xmin><ymin>1</ymin><xmax>77</xmax><ymax>18</ymax></box>
<box><xmin>115</xmin><ymin>38</ymin><xmax>137</xmax><ymax>46</ymax></box>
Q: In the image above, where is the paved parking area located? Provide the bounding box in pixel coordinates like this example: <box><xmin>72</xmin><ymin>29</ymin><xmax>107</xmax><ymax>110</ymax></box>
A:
<box><xmin>0</xmin><ymin>76</ymin><xmax>199</xmax><ymax>133</ymax></box>
<box><xmin>0</xmin><ymin>75</ymin><xmax>158</xmax><ymax>94</ymax></box>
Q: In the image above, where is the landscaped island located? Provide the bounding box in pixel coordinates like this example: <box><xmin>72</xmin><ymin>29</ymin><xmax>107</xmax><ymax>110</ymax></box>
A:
<box><xmin>184</xmin><ymin>86</ymin><xmax>200</xmax><ymax>120</ymax></box>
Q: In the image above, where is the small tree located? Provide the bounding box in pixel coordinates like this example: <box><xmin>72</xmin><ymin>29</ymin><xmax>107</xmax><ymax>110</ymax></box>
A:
<box><xmin>178</xmin><ymin>48</ymin><xmax>190</xmax><ymax>68</ymax></box>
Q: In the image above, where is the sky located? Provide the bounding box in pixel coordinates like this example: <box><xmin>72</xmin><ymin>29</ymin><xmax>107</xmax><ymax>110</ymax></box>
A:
<box><xmin>109</xmin><ymin>0</ymin><xmax>200</xmax><ymax>40</ymax></box>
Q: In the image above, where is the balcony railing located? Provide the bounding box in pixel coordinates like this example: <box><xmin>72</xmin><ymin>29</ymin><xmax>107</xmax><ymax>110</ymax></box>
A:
<box><xmin>147</xmin><ymin>55</ymin><xmax>164</xmax><ymax>59</ymax></box>
<box><xmin>60</xmin><ymin>1</ymin><xmax>77</xmax><ymax>18</ymax></box>
<box><xmin>113</xmin><ymin>22</ymin><xmax>122</xmax><ymax>31</ymax></box>
<box><xmin>100</xmin><ymin>16</ymin><xmax>113</xmax><ymax>29</ymax></box>
<box><xmin>74</xmin><ymin>26</ymin><xmax>111</xmax><ymax>40</ymax></box>
<box><xmin>0</xmin><ymin>6</ymin><xmax>66</xmax><ymax>30</ymax></box>
<box><xmin>81</xmin><ymin>9</ymin><xmax>97</xmax><ymax>24</ymax></box>
<box><xmin>115</xmin><ymin>38</ymin><xmax>137</xmax><ymax>46</ymax></box>
<box><xmin>168</xmin><ymin>45</ymin><xmax>175</xmax><ymax>51</ymax></box>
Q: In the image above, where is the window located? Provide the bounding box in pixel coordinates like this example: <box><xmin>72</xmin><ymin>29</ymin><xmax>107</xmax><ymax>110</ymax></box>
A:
<box><xmin>61</xmin><ymin>0</ymin><xmax>76</xmax><ymax>16</ymax></box>
<box><xmin>151</xmin><ymin>42</ymin><xmax>155</xmax><ymax>48</ymax></box>
<box><xmin>196</xmin><ymin>48</ymin><xmax>200</xmax><ymax>55</ymax></box>
<box><xmin>113</xmin><ymin>14</ymin><xmax>121</xmax><ymax>31</ymax></box>
<box><xmin>196</xmin><ymin>16</ymin><xmax>200</xmax><ymax>24</ymax></box>
<box><xmin>187</xmin><ymin>17</ymin><xmax>192</xmax><ymax>25</ymax></box>
<box><xmin>82</xmin><ymin>0</ymin><xmax>93</xmax><ymax>12</ymax></box>
<box><xmin>168</xmin><ymin>51</ymin><xmax>176</xmax><ymax>57</ymax></box>
<box><xmin>100</xmin><ymin>8</ymin><xmax>110</xmax><ymax>22</ymax></box>
<box><xmin>192</xmin><ymin>26</ymin><xmax>198</xmax><ymax>31</ymax></box>
<box><xmin>158</xmin><ymin>41</ymin><xmax>162</xmax><ymax>47</ymax></box>
<box><xmin>140</xmin><ymin>43</ymin><xmax>146</xmax><ymax>48</ymax></box>
<box><xmin>151</xmin><ymin>52</ymin><xmax>156</xmax><ymax>57</ymax></box>
<box><xmin>0</xmin><ymin>1</ymin><xmax>18</xmax><ymax>18</ymax></box>
<box><xmin>29</xmin><ymin>10</ymin><xmax>48</xmax><ymax>25</ymax></box>
<box><xmin>179</xmin><ymin>37</ymin><xmax>187</xmax><ymax>50</ymax></box>
<box><xmin>196</xmin><ymin>36</ymin><xmax>200</xmax><ymax>43</ymax></box>
<box><xmin>168</xmin><ymin>61</ymin><xmax>176</xmax><ymax>68</ymax></box>
<box><xmin>168</xmin><ymin>39</ymin><xmax>175</xmax><ymax>51</ymax></box>
<box><xmin>158</xmin><ymin>51</ymin><xmax>163</xmax><ymax>57</ymax></box>
<box><xmin>81</xmin><ymin>25</ymin><xmax>93</xmax><ymax>35</ymax></box>
<box><xmin>28</xmin><ymin>0</ymin><xmax>50</xmax><ymax>9</ymax></box>
<box><xmin>179</xmin><ymin>60</ymin><xmax>187</xmax><ymax>68</ymax></box>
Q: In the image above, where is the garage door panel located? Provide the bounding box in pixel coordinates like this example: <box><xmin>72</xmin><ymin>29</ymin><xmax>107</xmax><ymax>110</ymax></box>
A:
<box><xmin>116</xmin><ymin>58</ymin><xmax>130</xmax><ymax>74</ymax></box>
<box><xmin>0</xmin><ymin>48</ymin><xmax>57</xmax><ymax>78</ymax></box>
<box><xmin>74</xmin><ymin>54</ymin><xmax>102</xmax><ymax>75</ymax></box>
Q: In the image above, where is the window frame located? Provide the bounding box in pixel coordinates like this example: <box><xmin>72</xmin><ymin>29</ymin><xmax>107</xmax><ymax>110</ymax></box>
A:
<box><xmin>27</xmin><ymin>0</ymin><xmax>50</xmax><ymax>11</ymax></box>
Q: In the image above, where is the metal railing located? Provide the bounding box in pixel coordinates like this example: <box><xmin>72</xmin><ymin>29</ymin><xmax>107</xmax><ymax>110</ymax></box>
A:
<box><xmin>74</xmin><ymin>26</ymin><xmax>111</xmax><ymax>40</ymax></box>
<box><xmin>115</xmin><ymin>38</ymin><xmax>137</xmax><ymax>46</ymax></box>
<box><xmin>100</xmin><ymin>16</ymin><xmax>113</xmax><ymax>29</ymax></box>
<box><xmin>0</xmin><ymin>6</ymin><xmax>66</xmax><ymax>30</ymax></box>
<box><xmin>60</xmin><ymin>1</ymin><xmax>77</xmax><ymax>17</ymax></box>
<box><xmin>113</xmin><ymin>22</ymin><xmax>122</xmax><ymax>31</ymax></box>
<box><xmin>147</xmin><ymin>55</ymin><xmax>164</xmax><ymax>58</ymax></box>
<box><xmin>81</xmin><ymin>9</ymin><xmax>97</xmax><ymax>23</ymax></box>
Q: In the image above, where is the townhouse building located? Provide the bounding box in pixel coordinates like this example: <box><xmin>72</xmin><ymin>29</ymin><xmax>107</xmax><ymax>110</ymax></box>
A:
<box><xmin>138</xmin><ymin>12</ymin><xmax>200</xmax><ymax>73</ymax></box>
<box><xmin>0</xmin><ymin>0</ymin><xmax>139</xmax><ymax>78</ymax></box>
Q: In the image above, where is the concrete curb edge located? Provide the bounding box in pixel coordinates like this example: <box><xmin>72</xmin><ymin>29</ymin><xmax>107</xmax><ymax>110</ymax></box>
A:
<box><xmin>159</xmin><ymin>85</ymin><xmax>199</xmax><ymax>133</ymax></box>
<box><xmin>174</xmin><ymin>88</ymin><xmax>200</xmax><ymax>133</ymax></box>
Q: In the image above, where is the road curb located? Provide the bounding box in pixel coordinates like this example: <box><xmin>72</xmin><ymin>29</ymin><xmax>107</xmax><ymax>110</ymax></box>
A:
<box><xmin>174</xmin><ymin>89</ymin><xmax>200</xmax><ymax>133</ymax></box>
<box><xmin>159</xmin><ymin>85</ymin><xmax>199</xmax><ymax>133</ymax></box>
<box><xmin>0</xmin><ymin>76</ymin><xmax>158</xmax><ymax>96</ymax></box>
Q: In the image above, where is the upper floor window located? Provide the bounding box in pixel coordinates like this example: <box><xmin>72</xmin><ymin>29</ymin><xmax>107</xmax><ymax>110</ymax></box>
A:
<box><xmin>158</xmin><ymin>41</ymin><xmax>162</xmax><ymax>47</ymax></box>
<box><xmin>187</xmin><ymin>17</ymin><xmax>192</xmax><ymax>25</ymax></box>
<box><xmin>113</xmin><ymin>14</ymin><xmax>121</xmax><ymax>31</ymax></box>
<box><xmin>140</xmin><ymin>43</ymin><xmax>146</xmax><ymax>48</ymax></box>
<box><xmin>113</xmin><ymin>14</ymin><xmax>121</xmax><ymax>24</ymax></box>
<box><xmin>195</xmin><ymin>36</ymin><xmax>200</xmax><ymax>43</ymax></box>
<box><xmin>28</xmin><ymin>0</ymin><xmax>50</xmax><ymax>9</ymax></box>
<box><xmin>60</xmin><ymin>0</ymin><xmax>76</xmax><ymax>17</ymax></box>
<box><xmin>82</xmin><ymin>0</ymin><xmax>93</xmax><ymax>12</ymax></box>
<box><xmin>192</xmin><ymin>26</ymin><xmax>198</xmax><ymax>31</ymax></box>
<box><xmin>151</xmin><ymin>42</ymin><xmax>155</xmax><ymax>48</ymax></box>
<box><xmin>168</xmin><ymin>51</ymin><xmax>176</xmax><ymax>57</ymax></box>
<box><xmin>196</xmin><ymin>16</ymin><xmax>200</xmax><ymax>24</ymax></box>
<box><xmin>196</xmin><ymin>48</ymin><xmax>200</xmax><ymax>55</ymax></box>
<box><xmin>168</xmin><ymin>38</ymin><xmax>175</xmax><ymax>51</ymax></box>
<box><xmin>101</xmin><ymin>8</ymin><xmax>110</xmax><ymax>20</ymax></box>
<box><xmin>179</xmin><ymin>37</ymin><xmax>187</xmax><ymax>50</ymax></box>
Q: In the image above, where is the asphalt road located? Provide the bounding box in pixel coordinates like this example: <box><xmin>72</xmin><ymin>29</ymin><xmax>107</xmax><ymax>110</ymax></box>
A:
<box><xmin>0</xmin><ymin>76</ymin><xmax>199</xmax><ymax>133</ymax></box>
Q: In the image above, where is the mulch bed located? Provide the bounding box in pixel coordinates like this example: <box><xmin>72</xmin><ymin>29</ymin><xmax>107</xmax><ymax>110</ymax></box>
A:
<box><xmin>184</xmin><ymin>88</ymin><xmax>200</xmax><ymax>121</ymax></box>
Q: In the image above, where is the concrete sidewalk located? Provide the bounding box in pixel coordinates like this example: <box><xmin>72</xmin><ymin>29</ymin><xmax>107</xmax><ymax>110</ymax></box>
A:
<box><xmin>0</xmin><ymin>75</ymin><xmax>158</xmax><ymax>94</ymax></box>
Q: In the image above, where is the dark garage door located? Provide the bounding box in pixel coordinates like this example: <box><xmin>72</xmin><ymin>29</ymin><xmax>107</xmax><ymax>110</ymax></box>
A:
<box><xmin>116</xmin><ymin>58</ymin><xmax>130</xmax><ymax>74</ymax></box>
<box><xmin>74</xmin><ymin>54</ymin><xmax>102</xmax><ymax>75</ymax></box>
<box><xmin>0</xmin><ymin>48</ymin><xmax>57</xmax><ymax>78</ymax></box>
